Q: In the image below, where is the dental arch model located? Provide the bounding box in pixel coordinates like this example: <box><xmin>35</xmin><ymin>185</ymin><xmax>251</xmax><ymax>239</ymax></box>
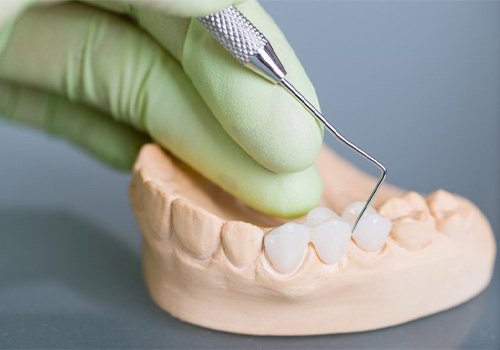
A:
<box><xmin>130</xmin><ymin>144</ymin><xmax>496</xmax><ymax>336</ymax></box>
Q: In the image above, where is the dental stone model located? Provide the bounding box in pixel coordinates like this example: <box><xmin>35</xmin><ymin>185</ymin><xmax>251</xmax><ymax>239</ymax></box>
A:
<box><xmin>130</xmin><ymin>144</ymin><xmax>496</xmax><ymax>335</ymax></box>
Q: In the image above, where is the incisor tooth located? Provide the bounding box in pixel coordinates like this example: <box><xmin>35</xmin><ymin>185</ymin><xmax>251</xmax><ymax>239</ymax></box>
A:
<box><xmin>222</xmin><ymin>221</ymin><xmax>264</xmax><ymax>268</ymax></box>
<box><xmin>352</xmin><ymin>214</ymin><xmax>392</xmax><ymax>252</ymax></box>
<box><xmin>172</xmin><ymin>198</ymin><xmax>223</xmax><ymax>259</ymax></box>
<box><xmin>264</xmin><ymin>222</ymin><xmax>310</xmax><ymax>274</ymax></box>
<box><xmin>310</xmin><ymin>218</ymin><xmax>351</xmax><ymax>265</ymax></box>
<box><xmin>341</xmin><ymin>202</ymin><xmax>376</xmax><ymax>227</ymax></box>
<box><xmin>306</xmin><ymin>207</ymin><xmax>338</xmax><ymax>228</ymax></box>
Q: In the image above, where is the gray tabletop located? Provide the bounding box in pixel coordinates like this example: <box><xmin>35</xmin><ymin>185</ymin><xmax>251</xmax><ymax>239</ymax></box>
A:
<box><xmin>1</xmin><ymin>1</ymin><xmax>499</xmax><ymax>349</ymax></box>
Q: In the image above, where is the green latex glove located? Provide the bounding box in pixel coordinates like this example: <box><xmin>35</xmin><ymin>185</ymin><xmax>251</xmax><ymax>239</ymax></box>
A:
<box><xmin>0</xmin><ymin>0</ymin><xmax>324</xmax><ymax>217</ymax></box>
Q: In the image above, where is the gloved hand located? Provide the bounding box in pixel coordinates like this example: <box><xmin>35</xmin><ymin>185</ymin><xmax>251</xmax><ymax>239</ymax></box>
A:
<box><xmin>0</xmin><ymin>0</ymin><xmax>324</xmax><ymax>217</ymax></box>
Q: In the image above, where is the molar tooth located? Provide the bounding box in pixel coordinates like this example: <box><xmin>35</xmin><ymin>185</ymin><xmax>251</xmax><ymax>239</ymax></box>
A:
<box><xmin>434</xmin><ymin>209</ymin><xmax>473</xmax><ymax>237</ymax></box>
<box><xmin>264</xmin><ymin>223</ymin><xmax>310</xmax><ymax>274</ymax></box>
<box><xmin>427</xmin><ymin>190</ymin><xmax>460</xmax><ymax>214</ymax></box>
<box><xmin>391</xmin><ymin>212</ymin><xmax>437</xmax><ymax>250</ymax></box>
<box><xmin>172</xmin><ymin>198</ymin><xmax>223</xmax><ymax>259</ymax></box>
<box><xmin>405</xmin><ymin>192</ymin><xmax>429</xmax><ymax>211</ymax></box>
<box><xmin>352</xmin><ymin>214</ymin><xmax>392</xmax><ymax>252</ymax></box>
<box><xmin>379</xmin><ymin>192</ymin><xmax>429</xmax><ymax>220</ymax></box>
<box><xmin>341</xmin><ymin>201</ymin><xmax>376</xmax><ymax>227</ymax></box>
<box><xmin>427</xmin><ymin>190</ymin><xmax>473</xmax><ymax>237</ymax></box>
<box><xmin>222</xmin><ymin>221</ymin><xmax>264</xmax><ymax>268</ymax></box>
<box><xmin>377</xmin><ymin>192</ymin><xmax>438</xmax><ymax>249</ymax></box>
<box><xmin>306</xmin><ymin>207</ymin><xmax>338</xmax><ymax>228</ymax></box>
<box><xmin>310</xmin><ymin>218</ymin><xmax>351</xmax><ymax>265</ymax></box>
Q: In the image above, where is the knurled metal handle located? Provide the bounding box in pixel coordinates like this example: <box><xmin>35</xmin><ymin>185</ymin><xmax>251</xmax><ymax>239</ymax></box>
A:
<box><xmin>198</xmin><ymin>6</ymin><xmax>268</xmax><ymax>64</ymax></box>
<box><xmin>198</xmin><ymin>6</ymin><xmax>286</xmax><ymax>82</ymax></box>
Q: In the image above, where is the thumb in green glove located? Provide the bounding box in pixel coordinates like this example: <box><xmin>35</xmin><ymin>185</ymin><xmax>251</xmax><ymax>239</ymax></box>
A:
<box><xmin>0</xmin><ymin>0</ymin><xmax>324</xmax><ymax>217</ymax></box>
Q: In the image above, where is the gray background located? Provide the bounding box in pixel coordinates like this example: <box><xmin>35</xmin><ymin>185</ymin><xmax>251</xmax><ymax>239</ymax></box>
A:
<box><xmin>0</xmin><ymin>0</ymin><xmax>499</xmax><ymax>349</ymax></box>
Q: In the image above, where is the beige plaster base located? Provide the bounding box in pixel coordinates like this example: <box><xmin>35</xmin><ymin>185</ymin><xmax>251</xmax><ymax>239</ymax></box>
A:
<box><xmin>129</xmin><ymin>144</ymin><xmax>496</xmax><ymax>336</ymax></box>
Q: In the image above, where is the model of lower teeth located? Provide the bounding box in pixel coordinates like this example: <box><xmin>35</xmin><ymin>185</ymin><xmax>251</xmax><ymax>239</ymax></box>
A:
<box><xmin>130</xmin><ymin>144</ymin><xmax>496</xmax><ymax>336</ymax></box>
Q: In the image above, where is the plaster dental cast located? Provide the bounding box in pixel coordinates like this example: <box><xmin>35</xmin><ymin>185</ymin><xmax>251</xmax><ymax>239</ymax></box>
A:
<box><xmin>130</xmin><ymin>145</ymin><xmax>495</xmax><ymax>335</ymax></box>
<box><xmin>0</xmin><ymin>0</ymin><xmax>496</xmax><ymax>336</ymax></box>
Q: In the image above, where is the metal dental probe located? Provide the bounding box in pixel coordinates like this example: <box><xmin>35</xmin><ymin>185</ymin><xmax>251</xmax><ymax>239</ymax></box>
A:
<box><xmin>198</xmin><ymin>6</ymin><xmax>387</xmax><ymax>232</ymax></box>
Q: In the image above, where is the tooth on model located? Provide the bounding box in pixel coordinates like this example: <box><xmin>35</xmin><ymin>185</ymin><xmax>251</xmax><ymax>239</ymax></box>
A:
<box><xmin>378</xmin><ymin>191</ymin><xmax>429</xmax><ymax>220</ymax></box>
<box><xmin>427</xmin><ymin>190</ymin><xmax>474</xmax><ymax>237</ymax></box>
<box><xmin>310</xmin><ymin>217</ymin><xmax>351</xmax><ymax>265</ymax></box>
<box><xmin>141</xmin><ymin>181</ymin><xmax>175</xmax><ymax>241</ymax></box>
<box><xmin>342</xmin><ymin>202</ymin><xmax>392</xmax><ymax>252</ymax></box>
<box><xmin>378</xmin><ymin>193</ymin><xmax>437</xmax><ymax>250</ymax></box>
<box><xmin>222</xmin><ymin>221</ymin><xmax>264</xmax><ymax>268</ymax></box>
<box><xmin>352</xmin><ymin>213</ymin><xmax>392</xmax><ymax>252</ymax></box>
<box><xmin>172</xmin><ymin>198</ymin><xmax>223</xmax><ymax>259</ymax></box>
<box><xmin>264</xmin><ymin>222</ymin><xmax>310</xmax><ymax>274</ymax></box>
<box><xmin>341</xmin><ymin>201</ymin><xmax>377</xmax><ymax>227</ymax></box>
<box><xmin>306</xmin><ymin>206</ymin><xmax>338</xmax><ymax>228</ymax></box>
<box><xmin>392</xmin><ymin>212</ymin><xmax>437</xmax><ymax>250</ymax></box>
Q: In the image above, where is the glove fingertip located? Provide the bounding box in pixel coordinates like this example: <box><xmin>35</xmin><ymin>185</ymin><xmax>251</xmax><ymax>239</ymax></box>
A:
<box><xmin>242</xmin><ymin>164</ymin><xmax>323</xmax><ymax>218</ymax></box>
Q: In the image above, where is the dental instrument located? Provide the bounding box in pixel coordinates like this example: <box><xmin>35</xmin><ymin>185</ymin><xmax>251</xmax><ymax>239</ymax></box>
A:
<box><xmin>198</xmin><ymin>6</ymin><xmax>387</xmax><ymax>231</ymax></box>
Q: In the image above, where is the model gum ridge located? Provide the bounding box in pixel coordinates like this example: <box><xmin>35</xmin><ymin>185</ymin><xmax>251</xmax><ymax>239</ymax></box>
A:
<box><xmin>130</xmin><ymin>144</ymin><xmax>496</xmax><ymax>336</ymax></box>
